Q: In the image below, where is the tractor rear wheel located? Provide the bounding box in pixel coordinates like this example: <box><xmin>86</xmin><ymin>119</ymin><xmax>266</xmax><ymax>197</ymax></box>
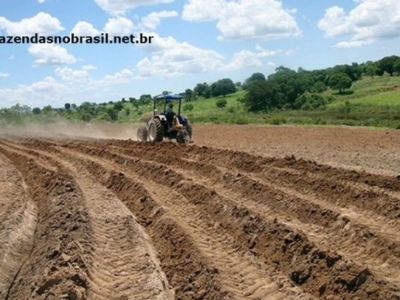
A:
<box><xmin>148</xmin><ymin>118</ymin><xmax>164</xmax><ymax>142</ymax></box>
<box><xmin>137</xmin><ymin>126</ymin><xmax>147</xmax><ymax>142</ymax></box>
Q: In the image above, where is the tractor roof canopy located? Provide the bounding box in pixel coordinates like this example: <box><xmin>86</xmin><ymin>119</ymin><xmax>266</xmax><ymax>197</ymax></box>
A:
<box><xmin>154</xmin><ymin>93</ymin><xmax>183</xmax><ymax>100</ymax></box>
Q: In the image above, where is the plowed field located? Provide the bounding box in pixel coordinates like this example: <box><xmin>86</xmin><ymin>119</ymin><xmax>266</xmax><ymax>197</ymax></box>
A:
<box><xmin>1</xmin><ymin>124</ymin><xmax>400</xmax><ymax>300</ymax></box>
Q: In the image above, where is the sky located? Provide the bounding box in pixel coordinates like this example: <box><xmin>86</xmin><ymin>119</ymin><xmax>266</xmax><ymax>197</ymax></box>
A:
<box><xmin>0</xmin><ymin>0</ymin><xmax>400</xmax><ymax>109</ymax></box>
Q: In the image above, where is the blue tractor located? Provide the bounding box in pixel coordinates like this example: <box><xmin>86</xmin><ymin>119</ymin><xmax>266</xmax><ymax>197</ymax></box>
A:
<box><xmin>137</xmin><ymin>93</ymin><xmax>193</xmax><ymax>144</ymax></box>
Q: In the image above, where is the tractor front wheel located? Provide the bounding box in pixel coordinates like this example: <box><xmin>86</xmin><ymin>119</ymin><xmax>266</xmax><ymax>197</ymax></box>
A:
<box><xmin>148</xmin><ymin>119</ymin><xmax>164</xmax><ymax>142</ymax></box>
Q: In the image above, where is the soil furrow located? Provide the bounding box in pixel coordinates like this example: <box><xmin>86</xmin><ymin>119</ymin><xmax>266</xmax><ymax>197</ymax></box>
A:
<box><xmin>0</xmin><ymin>145</ymin><xmax>93</xmax><ymax>300</ymax></box>
<box><xmin>10</xmin><ymin>139</ymin><xmax>400</xmax><ymax>279</ymax></box>
<box><xmin>10</xmin><ymin>140</ymin><xmax>235</xmax><ymax>300</ymax></box>
<box><xmin>98</xmin><ymin>143</ymin><xmax>400</xmax><ymax>288</ymax></box>
<box><xmin>52</xmin><ymin>141</ymin><xmax>399</xmax><ymax>300</ymax></box>
<box><xmin>0</xmin><ymin>141</ymin><xmax>176</xmax><ymax>300</ymax></box>
<box><xmin>51</xmin><ymin>145</ymin><xmax>312</xmax><ymax>299</ymax></box>
<box><xmin>80</xmin><ymin>142</ymin><xmax>400</xmax><ymax>270</ymax></box>
<box><xmin>3</xmin><ymin>136</ymin><xmax>400</xmax><ymax>300</ymax></box>
<box><xmin>0</xmin><ymin>154</ymin><xmax>37</xmax><ymax>299</ymax></box>
<box><xmin>83</xmin><ymin>140</ymin><xmax>400</xmax><ymax>222</ymax></box>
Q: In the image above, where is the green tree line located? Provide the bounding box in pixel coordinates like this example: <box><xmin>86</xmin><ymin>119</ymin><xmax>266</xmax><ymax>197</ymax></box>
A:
<box><xmin>1</xmin><ymin>54</ymin><xmax>400</xmax><ymax>125</ymax></box>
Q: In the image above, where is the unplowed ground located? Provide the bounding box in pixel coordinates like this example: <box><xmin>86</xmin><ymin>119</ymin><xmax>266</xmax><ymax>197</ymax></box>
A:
<box><xmin>1</xmin><ymin>124</ymin><xmax>400</xmax><ymax>300</ymax></box>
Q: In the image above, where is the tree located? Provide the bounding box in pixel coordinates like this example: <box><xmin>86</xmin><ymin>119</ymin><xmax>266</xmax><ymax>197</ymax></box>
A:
<box><xmin>193</xmin><ymin>82</ymin><xmax>209</xmax><ymax>98</ymax></box>
<box><xmin>266</xmin><ymin>67</ymin><xmax>313</xmax><ymax>109</ymax></box>
<box><xmin>378</xmin><ymin>55</ymin><xmax>400</xmax><ymax>76</ymax></box>
<box><xmin>331</xmin><ymin>63</ymin><xmax>362</xmax><ymax>82</ymax></box>
<box><xmin>211</xmin><ymin>78</ymin><xmax>236</xmax><ymax>97</ymax></box>
<box><xmin>244</xmin><ymin>80</ymin><xmax>273</xmax><ymax>112</ymax></box>
<box><xmin>64</xmin><ymin>103</ymin><xmax>71</xmax><ymax>110</ymax></box>
<box><xmin>139</xmin><ymin>94</ymin><xmax>152</xmax><ymax>105</ymax></box>
<box><xmin>184</xmin><ymin>89</ymin><xmax>194</xmax><ymax>102</ymax></box>
<box><xmin>393</xmin><ymin>59</ymin><xmax>400</xmax><ymax>75</ymax></box>
<box><xmin>311</xmin><ymin>81</ymin><xmax>327</xmax><ymax>93</ymax></box>
<box><xmin>246</xmin><ymin>72</ymin><xmax>266</xmax><ymax>83</ymax></box>
<box><xmin>327</xmin><ymin>72</ymin><xmax>353</xmax><ymax>93</ymax></box>
<box><xmin>243</xmin><ymin>73</ymin><xmax>266</xmax><ymax>90</ymax></box>
<box><xmin>32</xmin><ymin>107</ymin><xmax>41</xmax><ymax>115</ymax></box>
<box><xmin>364</xmin><ymin>63</ymin><xmax>380</xmax><ymax>78</ymax></box>
<box><xmin>113</xmin><ymin>101</ymin><xmax>124</xmax><ymax>111</ymax></box>
<box><xmin>107</xmin><ymin>108</ymin><xmax>118</xmax><ymax>121</ymax></box>
<box><xmin>42</xmin><ymin>105</ymin><xmax>52</xmax><ymax>114</ymax></box>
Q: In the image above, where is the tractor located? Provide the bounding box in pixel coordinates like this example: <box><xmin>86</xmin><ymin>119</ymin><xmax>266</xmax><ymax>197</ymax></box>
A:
<box><xmin>137</xmin><ymin>93</ymin><xmax>193</xmax><ymax>145</ymax></box>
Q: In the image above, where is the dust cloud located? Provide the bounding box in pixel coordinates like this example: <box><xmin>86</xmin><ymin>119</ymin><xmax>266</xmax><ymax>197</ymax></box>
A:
<box><xmin>0</xmin><ymin>122</ymin><xmax>141</xmax><ymax>141</ymax></box>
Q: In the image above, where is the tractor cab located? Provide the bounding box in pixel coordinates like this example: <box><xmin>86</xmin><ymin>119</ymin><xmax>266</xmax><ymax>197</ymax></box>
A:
<box><xmin>154</xmin><ymin>94</ymin><xmax>185</xmax><ymax>132</ymax></box>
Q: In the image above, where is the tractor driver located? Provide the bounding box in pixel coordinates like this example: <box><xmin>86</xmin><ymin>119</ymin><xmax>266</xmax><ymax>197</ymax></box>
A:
<box><xmin>165</xmin><ymin>103</ymin><xmax>175</xmax><ymax>123</ymax></box>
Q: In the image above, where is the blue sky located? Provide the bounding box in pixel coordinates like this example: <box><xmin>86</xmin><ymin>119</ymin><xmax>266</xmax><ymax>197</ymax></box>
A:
<box><xmin>0</xmin><ymin>0</ymin><xmax>400</xmax><ymax>108</ymax></box>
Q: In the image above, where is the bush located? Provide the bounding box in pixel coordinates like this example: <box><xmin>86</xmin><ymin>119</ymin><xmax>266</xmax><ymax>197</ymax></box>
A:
<box><xmin>227</xmin><ymin>106</ymin><xmax>235</xmax><ymax>113</ymax></box>
<box><xmin>216</xmin><ymin>99</ymin><xmax>227</xmax><ymax>108</ymax></box>
<box><xmin>235</xmin><ymin>116</ymin><xmax>249</xmax><ymax>124</ymax></box>
<box><xmin>270</xmin><ymin>117</ymin><xmax>286</xmax><ymax>125</ymax></box>
<box><xmin>294</xmin><ymin>93</ymin><xmax>333</xmax><ymax>110</ymax></box>
<box><xmin>183</xmin><ymin>103</ymin><xmax>194</xmax><ymax>112</ymax></box>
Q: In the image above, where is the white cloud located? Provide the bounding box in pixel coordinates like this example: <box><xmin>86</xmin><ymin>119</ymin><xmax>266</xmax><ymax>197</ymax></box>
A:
<box><xmin>136</xmin><ymin>33</ymin><xmax>290</xmax><ymax>77</ymax></box>
<box><xmin>70</xmin><ymin>21</ymin><xmax>100</xmax><ymax>36</ymax></box>
<box><xmin>93</xmin><ymin>0</ymin><xmax>174</xmax><ymax>15</ymax></box>
<box><xmin>102</xmin><ymin>69</ymin><xmax>133</xmax><ymax>84</ymax></box>
<box><xmin>0</xmin><ymin>76</ymin><xmax>66</xmax><ymax>107</ymax></box>
<box><xmin>54</xmin><ymin>66</ymin><xmax>133</xmax><ymax>89</ymax></box>
<box><xmin>70</xmin><ymin>17</ymin><xmax>135</xmax><ymax>38</ymax></box>
<box><xmin>28</xmin><ymin>44</ymin><xmax>77</xmax><ymax>66</ymax></box>
<box><xmin>181</xmin><ymin>0</ymin><xmax>223</xmax><ymax>22</ymax></box>
<box><xmin>103</xmin><ymin>17</ymin><xmax>134</xmax><ymax>36</ymax></box>
<box><xmin>54</xmin><ymin>67</ymin><xmax>91</xmax><ymax>83</ymax></box>
<box><xmin>140</xmin><ymin>10</ymin><xmax>178</xmax><ymax>30</ymax></box>
<box><xmin>182</xmin><ymin>0</ymin><xmax>301</xmax><ymax>40</ymax></box>
<box><xmin>82</xmin><ymin>65</ymin><xmax>97</xmax><ymax>71</ymax></box>
<box><xmin>318</xmin><ymin>0</ymin><xmax>400</xmax><ymax>47</ymax></box>
<box><xmin>0</xmin><ymin>72</ymin><xmax>10</xmax><ymax>78</ymax></box>
<box><xmin>336</xmin><ymin>39</ymin><xmax>374</xmax><ymax>48</ymax></box>
<box><xmin>223</xmin><ymin>45</ymin><xmax>279</xmax><ymax>71</ymax></box>
<box><xmin>0</xmin><ymin>12</ymin><xmax>64</xmax><ymax>36</ymax></box>
<box><xmin>135</xmin><ymin>33</ymin><xmax>224</xmax><ymax>78</ymax></box>
<box><xmin>0</xmin><ymin>67</ymin><xmax>133</xmax><ymax>107</ymax></box>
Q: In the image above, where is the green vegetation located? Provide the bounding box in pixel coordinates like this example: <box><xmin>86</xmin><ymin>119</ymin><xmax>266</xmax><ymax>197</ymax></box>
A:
<box><xmin>1</xmin><ymin>55</ymin><xmax>400</xmax><ymax>129</ymax></box>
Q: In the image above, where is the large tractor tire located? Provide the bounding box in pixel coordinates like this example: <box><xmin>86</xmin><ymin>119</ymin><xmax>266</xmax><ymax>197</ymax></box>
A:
<box><xmin>148</xmin><ymin>118</ymin><xmax>164</xmax><ymax>142</ymax></box>
<box><xmin>176</xmin><ymin>129</ymin><xmax>190</xmax><ymax>145</ymax></box>
<box><xmin>185</xmin><ymin>120</ymin><xmax>193</xmax><ymax>140</ymax></box>
<box><xmin>137</xmin><ymin>126</ymin><xmax>148</xmax><ymax>142</ymax></box>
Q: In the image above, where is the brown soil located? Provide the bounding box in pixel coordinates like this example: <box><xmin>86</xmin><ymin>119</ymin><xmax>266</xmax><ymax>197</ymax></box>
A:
<box><xmin>0</xmin><ymin>123</ymin><xmax>400</xmax><ymax>300</ymax></box>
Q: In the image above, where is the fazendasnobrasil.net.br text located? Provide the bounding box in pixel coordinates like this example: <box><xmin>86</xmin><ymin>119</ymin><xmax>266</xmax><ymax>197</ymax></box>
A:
<box><xmin>0</xmin><ymin>33</ymin><xmax>154</xmax><ymax>44</ymax></box>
